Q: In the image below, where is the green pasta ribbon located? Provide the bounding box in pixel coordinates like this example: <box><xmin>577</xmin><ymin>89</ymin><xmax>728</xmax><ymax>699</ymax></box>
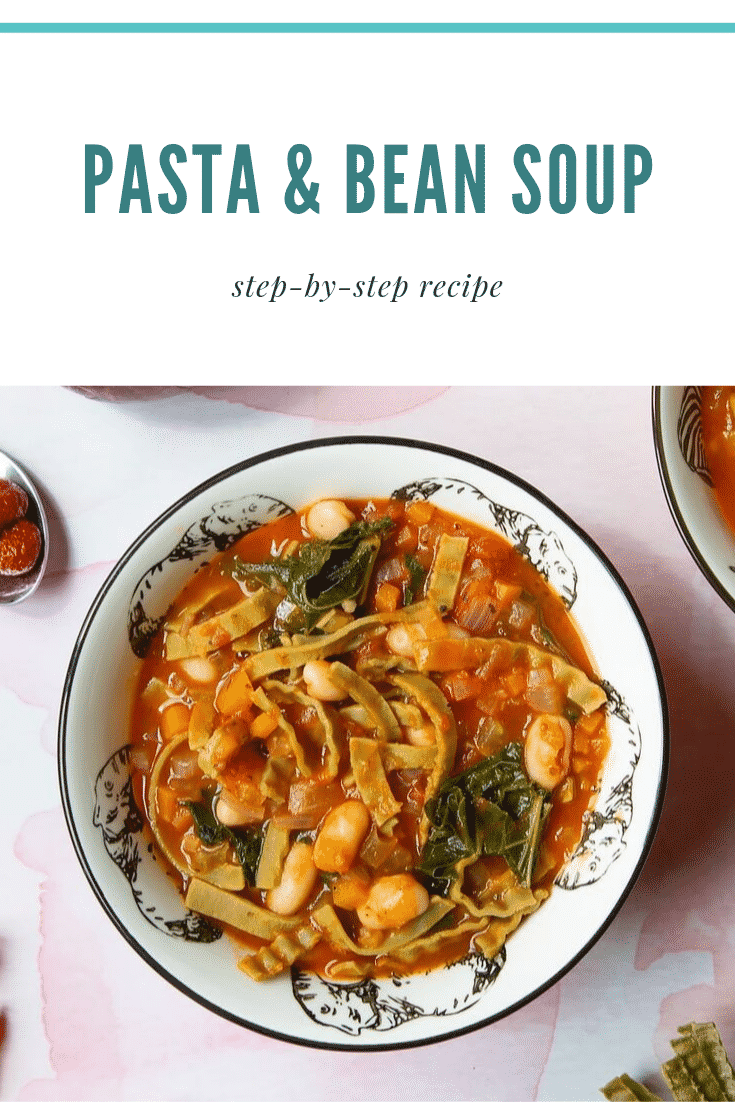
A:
<box><xmin>601</xmin><ymin>1022</ymin><xmax>735</xmax><ymax>1102</ymax></box>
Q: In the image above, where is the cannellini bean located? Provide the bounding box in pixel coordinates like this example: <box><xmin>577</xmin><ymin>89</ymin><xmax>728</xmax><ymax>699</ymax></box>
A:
<box><xmin>302</xmin><ymin>660</ymin><xmax>348</xmax><ymax>702</ymax></box>
<box><xmin>357</xmin><ymin>873</ymin><xmax>430</xmax><ymax>931</ymax></box>
<box><xmin>385</xmin><ymin>624</ymin><xmax>415</xmax><ymax>658</ymax></box>
<box><xmin>313</xmin><ymin>800</ymin><xmax>371</xmax><ymax>873</ymax></box>
<box><xmin>524</xmin><ymin>714</ymin><xmax>573</xmax><ymax>790</ymax></box>
<box><xmin>406</xmin><ymin>725</ymin><xmax>436</xmax><ymax>748</ymax></box>
<box><xmin>306</xmin><ymin>500</ymin><xmax>355</xmax><ymax>540</ymax></box>
<box><xmin>266</xmin><ymin>841</ymin><xmax>318</xmax><ymax>916</ymax></box>
<box><xmin>178</xmin><ymin>656</ymin><xmax>219</xmax><ymax>684</ymax></box>
<box><xmin>216</xmin><ymin>789</ymin><xmax>260</xmax><ymax>828</ymax></box>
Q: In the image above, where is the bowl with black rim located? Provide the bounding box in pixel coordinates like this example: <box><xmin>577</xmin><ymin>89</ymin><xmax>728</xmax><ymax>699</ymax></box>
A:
<box><xmin>59</xmin><ymin>435</ymin><xmax>668</xmax><ymax>1051</ymax></box>
<box><xmin>652</xmin><ymin>386</ymin><xmax>735</xmax><ymax>614</ymax></box>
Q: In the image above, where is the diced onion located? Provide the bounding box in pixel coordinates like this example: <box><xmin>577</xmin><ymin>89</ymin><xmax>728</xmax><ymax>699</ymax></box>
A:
<box><xmin>455</xmin><ymin>596</ymin><xmax>497</xmax><ymax>634</ymax></box>
<box><xmin>509</xmin><ymin>600</ymin><xmax>535</xmax><ymax>629</ymax></box>
<box><xmin>525</xmin><ymin>683</ymin><xmax>564</xmax><ymax>715</ymax></box>
<box><xmin>281</xmin><ymin>780</ymin><xmax>345</xmax><ymax>829</ymax></box>
<box><xmin>129</xmin><ymin>744</ymin><xmax>155</xmax><ymax>772</ymax></box>
<box><xmin>168</xmin><ymin>746</ymin><xmax>200</xmax><ymax>780</ymax></box>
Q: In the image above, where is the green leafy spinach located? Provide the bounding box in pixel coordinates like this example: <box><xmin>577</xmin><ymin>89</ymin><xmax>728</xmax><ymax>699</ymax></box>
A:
<box><xmin>222</xmin><ymin>517</ymin><xmax>392</xmax><ymax>634</ymax></box>
<box><xmin>418</xmin><ymin>742</ymin><xmax>550</xmax><ymax>895</ymax></box>
<box><xmin>185</xmin><ymin>791</ymin><xmax>263</xmax><ymax>886</ymax></box>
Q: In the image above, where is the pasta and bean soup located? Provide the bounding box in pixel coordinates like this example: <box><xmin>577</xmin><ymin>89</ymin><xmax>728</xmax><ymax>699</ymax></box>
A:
<box><xmin>129</xmin><ymin>497</ymin><xmax>609</xmax><ymax>982</ymax></box>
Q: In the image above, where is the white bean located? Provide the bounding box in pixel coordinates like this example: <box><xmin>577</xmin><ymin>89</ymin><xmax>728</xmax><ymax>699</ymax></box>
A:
<box><xmin>313</xmin><ymin>800</ymin><xmax>370</xmax><ymax>873</ymax></box>
<box><xmin>302</xmin><ymin>660</ymin><xmax>348</xmax><ymax>702</ymax></box>
<box><xmin>306</xmin><ymin>500</ymin><xmax>355</xmax><ymax>541</ymax></box>
<box><xmin>406</xmin><ymin>725</ymin><xmax>436</xmax><ymax>748</ymax></box>
<box><xmin>356</xmin><ymin>873</ymin><xmax>430</xmax><ymax>931</ymax></box>
<box><xmin>385</xmin><ymin>624</ymin><xmax>415</xmax><ymax>657</ymax></box>
<box><xmin>524</xmin><ymin>714</ymin><xmax>573</xmax><ymax>790</ymax></box>
<box><xmin>215</xmin><ymin>789</ymin><xmax>259</xmax><ymax>828</ymax></box>
<box><xmin>178</xmin><ymin>656</ymin><xmax>218</xmax><ymax>685</ymax></box>
<box><xmin>266</xmin><ymin>841</ymin><xmax>318</xmax><ymax>916</ymax></box>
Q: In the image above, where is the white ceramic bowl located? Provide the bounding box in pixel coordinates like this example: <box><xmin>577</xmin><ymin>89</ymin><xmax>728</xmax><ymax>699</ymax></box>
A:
<box><xmin>59</xmin><ymin>437</ymin><xmax>668</xmax><ymax>1051</ymax></box>
<box><xmin>653</xmin><ymin>387</ymin><xmax>735</xmax><ymax>614</ymax></box>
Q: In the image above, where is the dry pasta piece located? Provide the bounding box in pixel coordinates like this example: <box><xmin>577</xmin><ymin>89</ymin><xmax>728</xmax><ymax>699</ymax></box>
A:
<box><xmin>674</xmin><ymin>1023</ymin><xmax>735</xmax><ymax>1101</ymax></box>
<box><xmin>599</xmin><ymin>1076</ymin><xmax>662</xmax><ymax>1101</ymax></box>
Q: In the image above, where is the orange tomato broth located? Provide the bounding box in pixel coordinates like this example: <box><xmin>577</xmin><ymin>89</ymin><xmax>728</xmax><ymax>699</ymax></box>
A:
<box><xmin>701</xmin><ymin>386</ymin><xmax>735</xmax><ymax>537</ymax></box>
<box><xmin>129</xmin><ymin>497</ymin><xmax>609</xmax><ymax>979</ymax></box>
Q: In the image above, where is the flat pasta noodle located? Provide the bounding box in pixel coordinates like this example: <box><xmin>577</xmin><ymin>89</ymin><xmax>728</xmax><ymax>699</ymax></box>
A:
<box><xmin>339</xmin><ymin>699</ymin><xmax>424</xmax><ymax>730</ymax></box>
<box><xmin>312</xmin><ymin>898</ymin><xmax>455</xmax><ymax>957</ymax></box>
<box><xmin>166</xmin><ymin>588</ymin><xmax>280</xmax><ymax>658</ymax></box>
<box><xmin>255</xmin><ymin>821</ymin><xmax>291</xmax><ymax>889</ymax></box>
<box><xmin>675</xmin><ymin>1023</ymin><xmax>735</xmax><ymax>1101</ymax></box>
<box><xmin>600</xmin><ymin>1076</ymin><xmax>663</xmax><ymax>1101</ymax></box>
<box><xmin>426</xmin><ymin>533</ymin><xmax>469</xmax><ymax>613</ymax></box>
<box><xmin>238</xmin><ymin>921</ymin><xmax>322</xmax><ymax>981</ymax></box>
<box><xmin>185</xmin><ymin>877</ymin><xmax>302</xmax><ymax>939</ymax></box>
<box><xmin>243</xmin><ymin>600</ymin><xmax>434</xmax><ymax>680</ymax></box>
<box><xmin>349</xmin><ymin>737</ymin><xmax>403</xmax><ymax>827</ymax></box>
<box><xmin>448</xmin><ymin>859</ymin><xmax>547</xmax><ymax>920</ymax></box>
<box><xmin>262</xmin><ymin>680</ymin><xmax>341</xmax><ymax>779</ymax></box>
<box><xmin>387</xmin><ymin>671</ymin><xmax>458</xmax><ymax>840</ymax></box>
<box><xmin>385</xmin><ymin>915</ymin><xmax>490</xmax><ymax>966</ymax></box>
<box><xmin>147</xmin><ymin>732</ymin><xmax>246</xmax><ymax>890</ymax></box>
<box><xmin>327</xmin><ymin>662</ymin><xmax>402</xmax><ymax>740</ymax></box>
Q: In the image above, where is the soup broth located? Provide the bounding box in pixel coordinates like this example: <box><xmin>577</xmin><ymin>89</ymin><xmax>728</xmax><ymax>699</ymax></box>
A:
<box><xmin>701</xmin><ymin>386</ymin><xmax>735</xmax><ymax>537</ymax></box>
<box><xmin>129</xmin><ymin>497</ymin><xmax>609</xmax><ymax>982</ymax></box>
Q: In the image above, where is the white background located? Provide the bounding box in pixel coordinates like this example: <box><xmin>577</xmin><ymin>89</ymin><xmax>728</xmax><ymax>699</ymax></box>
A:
<box><xmin>0</xmin><ymin>28</ymin><xmax>732</xmax><ymax>383</ymax></box>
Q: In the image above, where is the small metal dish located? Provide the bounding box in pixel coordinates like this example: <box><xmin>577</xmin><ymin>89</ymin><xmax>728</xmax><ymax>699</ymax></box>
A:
<box><xmin>0</xmin><ymin>448</ymin><xmax>49</xmax><ymax>604</ymax></box>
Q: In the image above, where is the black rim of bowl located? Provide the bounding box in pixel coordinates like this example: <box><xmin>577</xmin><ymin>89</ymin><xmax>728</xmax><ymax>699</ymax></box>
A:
<box><xmin>651</xmin><ymin>387</ymin><xmax>735</xmax><ymax>616</ymax></box>
<box><xmin>58</xmin><ymin>434</ymin><xmax>669</xmax><ymax>1053</ymax></box>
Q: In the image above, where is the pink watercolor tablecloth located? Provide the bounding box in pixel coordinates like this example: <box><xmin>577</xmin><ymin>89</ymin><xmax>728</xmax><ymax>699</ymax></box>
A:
<box><xmin>2</xmin><ymin>385</ymin><xmax>734</xmax><ymax>1102</ymax></box>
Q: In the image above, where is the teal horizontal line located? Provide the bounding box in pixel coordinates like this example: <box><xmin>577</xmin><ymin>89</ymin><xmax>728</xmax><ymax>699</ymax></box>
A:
<box><xmin>1</xmin><ymin>21</ymin><xmax>735</xmax><ymax>32</ymax></box>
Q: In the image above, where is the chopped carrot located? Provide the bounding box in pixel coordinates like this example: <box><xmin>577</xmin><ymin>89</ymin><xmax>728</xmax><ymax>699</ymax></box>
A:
<box><xmin>407</xmin><ymin>500</ymin><xmax>435</xmax><ymax>525</ymax></box>
<box><xmin>333</xmin><ymin>869</ymin><xmax>371</xmax><ymax>910</ymax></box>
<box><xmin>250</xmin><ymin>710</ymin><xmax>279</xmax><ymax>740</ymax></box>
<box><xmin>502</xmin><ymin>668</ymin><xmax>526</xmax><ymax>697</ymax></box>
<box><xmin>394</xmin><ymin>524</ymin><xmax>418</xmax><ymax>553</ymax></box>
<box><xmin>171</xmin><ymin>806</ymin><xmax>194</xmax><ymax>832</ymax></box>
<box><xmin>159</xmin><ymin>703</ymin><xmax>190</xmax><ymax>741</ymax></box>
<box><xmin>156</xmin><ymin>785</ymin><xmax>179</xmax><ymax>823</ymax></box>
<box><xmin>375</xmin><ymin>582</ymin><xmax>401</xmax><ymax>613</ymax></box>
<box><xmin>217</xmin><ymin>667</ymin><xmax>255</xmax><ymax>715</ymax></box>
<box><xmin>494</xmin><ymin>582</ymin><xmax>523</xmax><ymax>609</ymax></box>
<box><xmin>212</xmin><ymin>726</ymin><xmax>245</xmax><ymax>768</ymax></box>
<box><xmin>440</xmin><ymin>670</ymin><xmax>484</xmax><ymax>702</ymax></box>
